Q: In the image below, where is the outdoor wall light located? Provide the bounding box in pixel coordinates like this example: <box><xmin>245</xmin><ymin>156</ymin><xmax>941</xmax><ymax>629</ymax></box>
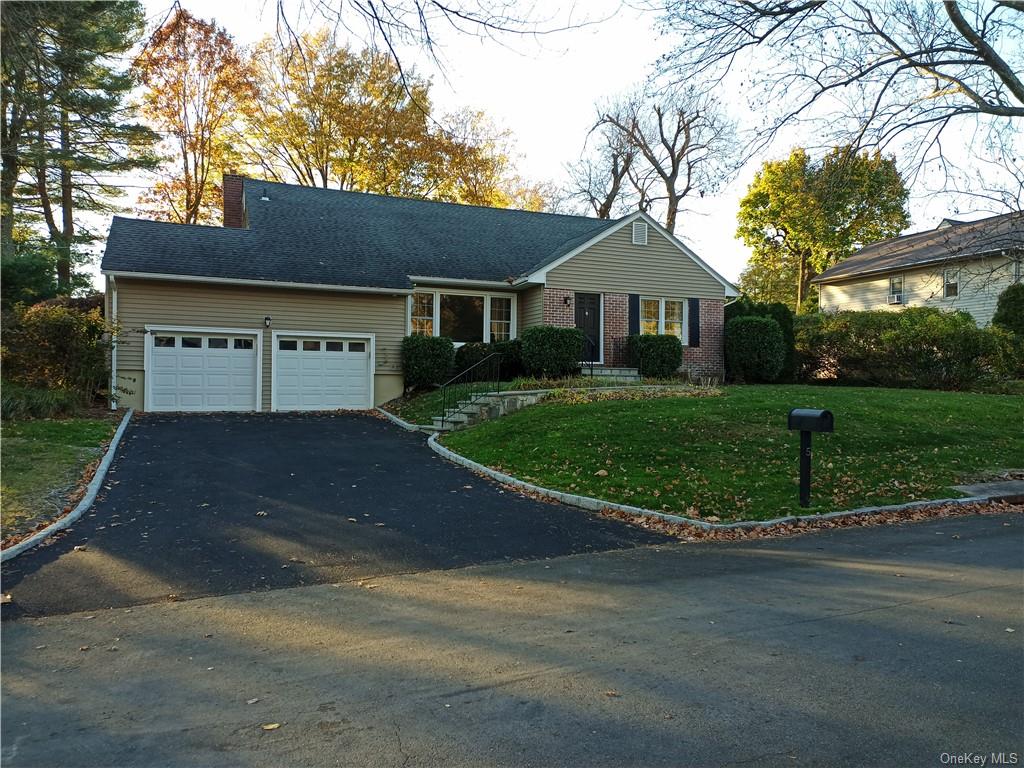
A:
<box><xmin>563</xmin><ymin>296</ymin><xmax>571</xmax><ymax>306</ymax></box>
<box><xmin>264</xmin><ymin>315</ymin><xmax>272</xmax><ymax>328</ymax></box>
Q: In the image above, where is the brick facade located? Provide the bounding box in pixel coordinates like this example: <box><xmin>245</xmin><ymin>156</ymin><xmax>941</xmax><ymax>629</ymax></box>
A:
<box><xmin>603</xmin><ymin>293</ymin><xmax>628</xmax><ymax>365</ymax></box>
<box><xmin>682</xmin><ymin>298</ymin><xmax>725</xmax><ymax>381</ymax></box>
<box><xmin>542</xmin><ymin>287</ymin><xmax>574</xmax><ymax>327</ymax></box>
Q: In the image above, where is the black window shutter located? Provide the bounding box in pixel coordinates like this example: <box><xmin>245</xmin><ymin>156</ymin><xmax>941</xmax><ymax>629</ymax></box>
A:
<box><xmin>628</xmin><ymin>294</ymin><xmax>640</xmax><ymax>336</ymax></box>
<box><xmin>688</xmin><ymin>298</ymin><xmax>700</xmax><ymax>347</ymax></box>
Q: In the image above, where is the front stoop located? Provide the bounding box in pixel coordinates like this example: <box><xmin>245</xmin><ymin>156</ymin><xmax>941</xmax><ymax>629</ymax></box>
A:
<box><xmin>432</xmin><ymin>392</ymin><xmax>546</xmax><ymax>431</ymax></box>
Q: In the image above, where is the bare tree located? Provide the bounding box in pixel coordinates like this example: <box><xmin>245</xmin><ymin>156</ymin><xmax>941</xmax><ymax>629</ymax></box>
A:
<box><xmin>641</xmin><ymin>0</ymin><xmax>1024</xmax><ymax>191</ymax></box>
<box><xmin>565</xmin><ymin>123</ymin><xmax>637</xmax><ymax>219</ymax></box>
<box><xmin>597</xmin><ymin>90</ymin><xmax>737</xmax><ymax>232</ymax></box>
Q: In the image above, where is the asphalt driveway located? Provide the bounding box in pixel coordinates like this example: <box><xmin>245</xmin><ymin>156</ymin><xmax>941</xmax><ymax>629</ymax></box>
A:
<box><xmin>1</xmin><ymin>413</ymin><xmax>665</xmax><ymax>617</ymax></box>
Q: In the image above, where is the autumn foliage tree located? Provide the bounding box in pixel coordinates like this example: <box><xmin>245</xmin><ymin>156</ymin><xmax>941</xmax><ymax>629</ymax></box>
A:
<box><xmin>737</xmin><ymin>147</ymin><xmax>910</xmax><ymax>311</ymax></box>
<box><xmin>134</xmin><ymin>8</ymin><xmax>254</xmax><ymax>224</ymax></box>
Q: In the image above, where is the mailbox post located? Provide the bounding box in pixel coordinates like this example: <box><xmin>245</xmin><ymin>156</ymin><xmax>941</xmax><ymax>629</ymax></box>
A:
<box><xmin>787</xmin><ymin>408</ymin><xmax>834</xmax><ymax>507</ymax></box>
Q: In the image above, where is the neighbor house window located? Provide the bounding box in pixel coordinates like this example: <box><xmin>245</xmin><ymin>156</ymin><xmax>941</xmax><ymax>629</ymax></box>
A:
<box><xmin>410</xmin><ymin>290</ymin><xmax>516</xmax><ymax>343</ymax></box>
<box><xmin>641</xmin><ymin>297</ymin><xmax>688</xmax><ymax>343</ymax></box>
<box><xmin>889</xmin><ymin>275</ymin><xmax>903</xmax><ymax>297</ymax></box>
<box><xmin>490</xmin><ymin>297</ymin><xmax>512</xmax><ymax>342</ymax></box>
<box><xmin>411</xmin><ymin>292</ymin><xmax>434</xmax><ymax>336</ymax></box>
<box><xmin>943</xmin><ymin>269</ymin><xmax>959</xmax><ymax>298</ymax></box>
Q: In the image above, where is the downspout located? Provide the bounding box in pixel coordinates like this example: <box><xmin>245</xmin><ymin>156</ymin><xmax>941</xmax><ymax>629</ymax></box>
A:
<box><xmin>110</xmin><ymin>275</ymin><xmax>118</xmax><ymax>410</ymax></box>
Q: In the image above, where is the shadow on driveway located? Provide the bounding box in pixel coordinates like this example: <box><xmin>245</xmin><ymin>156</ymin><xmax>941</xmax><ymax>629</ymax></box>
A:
<box><xmin>2</xmin><ymin>413</ymin><xmax>667</xmax><ymax>617</ymax></box>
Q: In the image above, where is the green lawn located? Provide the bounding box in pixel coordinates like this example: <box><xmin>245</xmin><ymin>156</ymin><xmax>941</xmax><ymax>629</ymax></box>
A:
<box><xmin>442</xmin><ymin>385</ymin><xmax>1024</xmax><ymax>521</ymax></box>
<box><xmin>1</xmin><ymin>418</ymin><xmax>117</xmax><ymax>539</ymax></box>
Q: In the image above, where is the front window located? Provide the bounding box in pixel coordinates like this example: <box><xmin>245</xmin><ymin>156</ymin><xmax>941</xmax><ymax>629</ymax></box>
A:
<box><xmin>440</xmin><ymin>294</ymin><xmax>485</xmax><ymax>342</ymax></box>
<box><xmin>411</xmin><ymin>291</ymin><xmax>515</xmax><ymax>343</ymax></box>
<box><xmin>889</xmin><ymin>275</ymin><xmax>903</xmax><ymax>296</ymax></box>
<box><xmin>490</xmin><ymin>297</ymin><xmax>512</xmax><ymax>342</ymax></box>
<box><xmin>943</xmin><ymin>269</ymin><xmax>959</xmax><ymax>298</ymax></box>
<box><xmin>663</xmin><ymin>300</ymin><xmax>685</xmax><ymax>340</ymax></box>
<box><xmin>641</xmin><ymin>297</ymin><xmax>687</xmax><ymax>342</ymax></box>
<box><xmin>641</xmin><ymin>298</ymin><xmax>660</xmax><ymax>335</ymax></box>
<box><xmin>412</xmin><ymin>292</ymin><xmax>434</xmax><ymax>336</ymax></box>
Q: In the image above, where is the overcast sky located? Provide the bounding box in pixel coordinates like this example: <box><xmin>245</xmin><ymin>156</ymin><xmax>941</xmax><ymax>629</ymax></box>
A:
<box><xmin>119</xmin><ymin>0</ymin><xmax>1009</xmax><ymax>288</ymax></box>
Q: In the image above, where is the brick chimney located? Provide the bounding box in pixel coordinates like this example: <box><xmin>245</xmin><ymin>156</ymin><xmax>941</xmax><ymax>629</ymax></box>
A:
<box><xmin>222</xmin><ymin>173</ymin><xmax>245</xmax><ymax>228</ymax></box>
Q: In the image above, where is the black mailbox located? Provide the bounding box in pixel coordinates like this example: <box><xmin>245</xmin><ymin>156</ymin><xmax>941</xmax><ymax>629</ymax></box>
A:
<box><xmin>788</xmin><ymin>408</ymin><xmax>834</xmax><ymax>433</ymax></box>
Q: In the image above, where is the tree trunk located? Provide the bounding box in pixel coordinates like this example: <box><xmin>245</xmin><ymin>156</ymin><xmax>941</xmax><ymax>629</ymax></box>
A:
<box><xmin>664</xmin><ymin>190</ymin><xmax>679</xmax><ymax>233</ymax></box>
<box><xmin>56</xmin><ymin>106</ymin><xmax>73</xmax><ymax>291</ymax></box>
<box><xmin>795</xmin><ymin>252</ymin><xmax>816</xmax><ymax>312</ymax></box>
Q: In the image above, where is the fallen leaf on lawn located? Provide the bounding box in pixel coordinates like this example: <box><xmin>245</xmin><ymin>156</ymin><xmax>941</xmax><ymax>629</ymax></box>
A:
<box><xmin>1007</xmin><ymin>628</ymin><xmax>1016</xmax><ymax>633</ymax></box>
<box><xmin>347</xmin><ymin>518</ymin><xmax>357</xmax><ymax>523</ymax></box>
<box><xmin>247</xmin><ymin>698</ymin><xmax>260</xmax><ymax>705</ymax></box>
<box><xmin>594</xmin><ymin>469</ymin><xmax>608</xmax><ymax>477</ymax></box>
<box><xmin>255</xmin><ymin>511</ymin><xmax>268</xmax><ymax>517</ymax></box>
<box><xmin>35</xmin><ymin>645</ymin><xmax>47</xmax><ymax>650</ymax></box>
<box><xmin>261</xmin><ymin>723</ymin><xmax>281</xmax><ymax>731</ymax></box>
<box><xmin>604</xmin><ymin>690</ymin><xmax>620</xmax><ymax>697</ymax></box>
<box><xmin>73</xmin><ymin>545</ymin><xmax>87</xmax><ymax>552</ymax></box>
<box><xmin>79</xmin><ymin>646</ymin><xmax>90</xmax><ymax>651</ymax></box>
<box><xmin>703</xmin><ymin>516</ymin><xmax>721</xmax><ymax>523</ymax></box>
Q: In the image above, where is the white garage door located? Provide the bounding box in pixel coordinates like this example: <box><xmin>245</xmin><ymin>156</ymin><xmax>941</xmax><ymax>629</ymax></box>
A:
<box><xmin>149</xmin><ymin>332</ymin><xmax>258</xmax><ymax>412</ymax></box>
<box><xmin>274</xmin><ymin>336</ymin><xmax>371</xmax><ymax>411</ymax></box>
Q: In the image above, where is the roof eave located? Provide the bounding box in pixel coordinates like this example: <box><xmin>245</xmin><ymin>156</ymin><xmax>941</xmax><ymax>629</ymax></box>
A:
<box><xmin>813</xmin><ymin>246</ymin><xmax>1021</xmax><ymax>284</ymax></box>
<box><xmin>102</xmin><ymin>270</ymin><xmax>413</xmax><ymax>294</ymax></box>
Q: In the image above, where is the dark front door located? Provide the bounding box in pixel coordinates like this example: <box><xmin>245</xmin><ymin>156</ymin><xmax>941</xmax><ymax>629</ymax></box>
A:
<box><xmin>574</xmin><ymin>292</ymin><xmax>601</xmax><ymax>362</ymax></box>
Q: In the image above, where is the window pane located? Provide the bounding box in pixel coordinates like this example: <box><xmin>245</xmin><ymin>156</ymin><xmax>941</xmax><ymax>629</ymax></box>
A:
<box><xmin>664</xmin><ymin>300</ymin><xmax>684</xmax><ymax>322</ymax></box>
<box><xmin>279</xmin><ymin>339</ymin><xmax>297</xmax><ymax>351</ymax></box>
<box><xmin>411</xmin><ymin>318</ymin><xmax>433</xmax><ymax>336</ymax></box>
<box><xmin>889</xmin><ymin>276</ymin><xmax>903</xmax><ymax>293</ymax></box>
<box><xmin>181</xmin><ymin>337</ymin><xmax>201</xmax><ymax>348</ymax></box>
<box><xmin>154</xmin><ymin>336</ymin><xmax>175</xmax><ymax>348</ymax></box>
<box><xmin>664</xmin><ymin>321</ymin><xmax>684</xmax><ymax>339</ymax></box>
<box><xmin>490</xmin><ymin>297</ymin><xmax>511</xmax><ymax>322</ymax></box>
<box><xmin>641</xmin><ymin>299</ymin><xmax>659</xmax><ymax>321</ymax></box>
<box><xmin>440</xmin><ymin>294</ymin><xmax>484</xmax><ymax>342</ymax></box>
<box><xmin>490</xmin><ymin>322</ymin><xmax>510</xmax><ymax>342</ymax></box>
<box><xmin>303</xmin><ymin>340</ymin><xmax>321</xmax><ymax>351</ymax></box>
<box><xmin>413</xmin><ymin>292</ymin><xmax>434</xmax><ymax>317</ymax></box>
<box><xmin>325</xmin><ymin>341</ymin><xmax>344</xmax><ymax>352</ymax></box>
<box><xmin>944</xmin><ymin>270</ymin><xmax>959</xmax><ymax>297</ymax></box>
<box><xmin>234</xmin><ymin>338</ymin><xmax>253</xmax><ymax>350</ymax></box>
<box><xmin>641</xmin><ymin>320</ymin><xmax>659</xmax><ymax>335</ymax></box>
<box><xmin>349</xmin><ymin>341</ymin><xmax>366</xmax><ymax>352</ymax></box>
<box><xmin>208</xmin><ymin>337</ymin><xmax>228</xmax><ymax>349</ymax></box>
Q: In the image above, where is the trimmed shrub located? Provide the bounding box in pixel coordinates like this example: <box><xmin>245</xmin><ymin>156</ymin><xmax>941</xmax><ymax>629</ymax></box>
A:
<box><xmin>794</xmin><ymin>307</ymin><xmax>1018</xmax><ymax>389</ymax></box>
<box><xmin>492</xmin><ymin>338</ymin><xmax>525</xmax><ymax>379</ymax></box>
<box><xmin>400</xmin><ymin>335</ymin><xmax>455</xmax><ymax>390</ymax></box>
<box><xmin>993</xmin><ymin>282</ymin><xmax>1024</xmax><ymax>337</ymax></box>
<box><xmin>454</xmin><ymin>341</ymin><xmax>492</xmax><ymax>373</ymax></box>
<box><xmin>725</xmin><ymin>296</ymin><xmax>795</xmax><ymax>380</ymax></box>
<box><xmin>626</xmin><ymin>334</ymin><xmax>683</xmax><ymax>377</ymax></box>
<box><xmin>724</xmin><ymin>316</ymin><xmax>786</xmax><ymax>383</ymax></box>
<box><xmin>0</xmin><ymin>381</ymin><xmax>80</xmax><ymax>420</ymax></box>
<box><xmin>1</xmin><ymin>301</ymin><xmax>111</xmax><ymax>405</ymax></box>
<box><xmin>520</xmin><ymin>325</ymin><xmax>584</xmax><ymax>378</ymax></box>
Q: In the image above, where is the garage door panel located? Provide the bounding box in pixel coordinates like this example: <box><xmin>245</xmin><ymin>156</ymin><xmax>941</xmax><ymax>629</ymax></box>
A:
<box><xmin>274</xmin><ymin>336</ymin><xmax>371</xmax><ymax>411</ymax></box>
<box><xmin>149</xmin><ymin>333</ymin><xmax>258</xmax><ymax>412</ymax></box>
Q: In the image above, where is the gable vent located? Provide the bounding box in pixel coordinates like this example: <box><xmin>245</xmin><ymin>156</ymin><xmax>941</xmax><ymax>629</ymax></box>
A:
<box><xmin>632</xmin><ymin>221</ymin><xmax>648</xmax><ymax>245</ymax></box>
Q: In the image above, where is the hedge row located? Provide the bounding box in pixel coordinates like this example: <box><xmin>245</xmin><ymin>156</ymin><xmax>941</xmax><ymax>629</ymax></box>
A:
<box><xmin>794</xmin><ymin>307</ymin><xmax>1021</xmax><ymax>389</ymax></box>
<box><xmin>625</xmin><ymin>334</ymin><xmax>683</xmax><ymax>377</ymax></box>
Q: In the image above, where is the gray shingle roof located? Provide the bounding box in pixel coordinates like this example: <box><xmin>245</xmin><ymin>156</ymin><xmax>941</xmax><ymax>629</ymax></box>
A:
<box><xmin>102</xmin><ymin>179</ymin><xmax>618</xmax><ymax>289</ymax></box>
<box><xmin>814</xmin><ymin>211</ymin><xmax>1024</xmax><ymax>283</ymax></box>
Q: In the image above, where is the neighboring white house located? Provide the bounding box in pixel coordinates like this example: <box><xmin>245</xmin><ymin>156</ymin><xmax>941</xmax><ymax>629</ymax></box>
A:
<box><xmin>813</xmin><ymin>212</ymin><xmax>1023</xmax><ymax>326</ymax></box>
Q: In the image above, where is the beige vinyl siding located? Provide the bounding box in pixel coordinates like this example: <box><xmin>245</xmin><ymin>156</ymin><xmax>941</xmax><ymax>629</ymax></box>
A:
<box><xmin>518</xmin><ymin>284</ymin><xmax>544</xmax><ymax>328</ymax></box>
<box><xmin>819</xmin><ymin>256</ymin><xmax>1017</xmax><ymax>326</ymax></box>
<box><xmin>114</xmin><ymin>278</ymin><xmax>407</xmax><ymax>410</ymax></box>
<box><xmin>545</xmin><ymin>223</ymin><xmax>726</xmax><ymax>298</ymax></box>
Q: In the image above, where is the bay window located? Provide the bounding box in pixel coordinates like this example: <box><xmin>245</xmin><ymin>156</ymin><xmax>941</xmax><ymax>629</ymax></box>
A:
<box><xmin>411</xmin><ymin>290</ymin><xmax>516</xmax><ymax>343</ymax></box>
<box><xmin>640</xmin><ymin>297</ymin><xmax>688</xmax><ymax>343</ymax></box>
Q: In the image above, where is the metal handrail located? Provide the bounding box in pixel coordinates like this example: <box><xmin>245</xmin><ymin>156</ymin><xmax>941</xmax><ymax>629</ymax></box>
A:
<box><xmin>582</xmin><ymin>334</ymin><xmax>597</xmax><ymax>378</ymax></box>
<box><xmin>440</xmin><ymin>352</ymin><xmax>502</xmax><ymax>429</ymax></box>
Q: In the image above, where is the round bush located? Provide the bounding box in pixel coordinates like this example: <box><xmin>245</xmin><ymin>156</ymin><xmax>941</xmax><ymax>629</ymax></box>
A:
<box><xmin>454</xmin><ymin>341</ymin><xmax>492</xmax><ymax>373</ymax></box>
<box><xmin>626</xmin><ymin>334</ymin><xmax>683</xmax><ymax>377</ymax></box>
<box><xmin>401</xmin><ymin>335</ymin><xmax>455</xmax><ymax>390</ymax></box>
<box><xmin>725</xmin><ymin>316</ymin><xmax>785</xmax><ymax>383</ymax></box>
<box><xmin>520</xmin><ymin>325</ymin><xmax>584</xmax><ymax>378</ymax></box>
<box><xmin>993</xmin><ymin>283</ymin><xmax>1024</xmax><ymax>337</ymax></box>
<box><xmin>492</xmin><ymin>338</ymin><xmax>525</xmax><ymax>379</ymax></box>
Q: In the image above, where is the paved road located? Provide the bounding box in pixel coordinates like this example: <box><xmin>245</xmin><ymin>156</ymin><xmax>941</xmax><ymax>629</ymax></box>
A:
<box><xmin>0</xmin><ymin>413</ymin><xmax>664</xmax><ymax>618</ymax></box>
<box><xmin>2</xmin><ymin>513</ymin><xmax>1021</xmax><ymax>767</ymax></box>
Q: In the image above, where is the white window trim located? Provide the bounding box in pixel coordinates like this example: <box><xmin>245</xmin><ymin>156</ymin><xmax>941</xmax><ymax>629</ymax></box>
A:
<box><xmin>639</xmin><ymin>297</ymin><xmax>689</xmax><ymax>346</ymax></box>
<box><xmin>270</xmin><ymin>329</ymin><xmax>376</xmax><ymax>412</ymax></box>
<box><xmin>407</xmin><ymin>288</ymin><xmax>518</xmax><ymax>344</ymax></box>
<box><xmin>143</xmin><ymin>325</ymin><xmax>264</xmax><ymax>413</ymax></box>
